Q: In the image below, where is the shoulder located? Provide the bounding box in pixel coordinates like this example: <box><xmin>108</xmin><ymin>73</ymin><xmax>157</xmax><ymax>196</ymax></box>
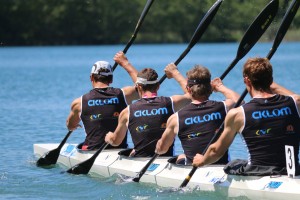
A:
<box><xmin>168</xmin><ymin>113</ymin><xmax>178</xmax><ymax>123</ymax></box>
<box><xmin>122</xmin><ymin>86</ymin><xmax>137</xmax><ymax>96</ymax></box>
<box><xmin>166</xmin><ymin>113</ymin><xmax>178</xmax><ymax>129</ymax></box>
<box><xmin>225</xmin><ymin>107</ymin><xmax>244</xmax><ymax>131</ymax></box>
<box><xmin>289</xmin><ymin>94</ymin><xmax>300</xmax><ymax>103</ymax></box>
<box><xmin>289</xmin><ymin>94</ymin><xmax>300</xmax><ymax>111</ymax></box>
<box><xmin>120</xmin><ymin>106</ymin><xmax>129</xmax><ymax>120</ymax></box>
<box><xmin>71</xmin><ymin>97</ymin><xmax>81</xmax><ymax>111</ymax></box>
<box><xmin>170</xmin><ymin>93</ymin><xmax>191</xmax><ymax>104</ymax></box>
<box><xmin>227</xmin><ymin>107</ymin><xmax>243</xmax><ymax>122</ymax></box>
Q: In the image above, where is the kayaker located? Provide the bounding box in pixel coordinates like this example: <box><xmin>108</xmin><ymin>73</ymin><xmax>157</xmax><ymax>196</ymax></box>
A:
<box><xmin>193</xmin><ymin>57</ymin><xmax>300</xmax><ymax>176</ymax></box>
<box><xmin>66</xmin><ymin>52</ymin><xmax>139</xmax><ymax>150</ymax></box>
<box><xmin>155</xmin><ymin>64</ymin><xmax>241</xmax><ymax>165</ymax></box>
<box><xmin>105</xmin><ymin>57</ymin><xmax>191</xmax><ymax>157</ymax></box>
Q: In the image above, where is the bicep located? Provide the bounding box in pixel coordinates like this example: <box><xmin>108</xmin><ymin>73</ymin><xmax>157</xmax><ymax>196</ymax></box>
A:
<box><xmin>161</xmin><ymin>115</ymin><xmax>177</xmax><ymax>143</ymax></box>
<box><xmin>114</xmin><ymin>108</ymin><xmax>129</xmax><ymax>138</ymax></box>
<box><xmin>214</xmin><ymin>109</ymin><xmax>242</xmax><ymax>153</ymax></box>
<box><xmin>171</xmin><ymin>94</ymin><xmax>191</xmax><ymax>112</ymax></box>
<box><xmin>66</xmin><ymin>98</ymin><xmax>81</xmax><ymax>128</ymax></box>
<box><xmin>123</xmin><ymin>86</ymin><xmax>139</xmax><ymax>104</ymax></box>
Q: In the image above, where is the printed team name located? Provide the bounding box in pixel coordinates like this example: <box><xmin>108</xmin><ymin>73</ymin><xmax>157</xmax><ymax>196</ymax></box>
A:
<box><xmin>185</xmin><ymin>112</ymin><xmax>222</xmax><ymax>125</ymax></box>
<box><xmin>88</xmin><ymin>97</ymin><xmax>119</xmax><ymax>106</ymax></box>
<box><xmin>252</xmin><ymin>107</ymin><xmax>292</xmax><ymax>119</ymax></box>
<box><xmin>134</xmin><ymin>107</ymin><xmax>168</xmax><ymax>117</ymax></box>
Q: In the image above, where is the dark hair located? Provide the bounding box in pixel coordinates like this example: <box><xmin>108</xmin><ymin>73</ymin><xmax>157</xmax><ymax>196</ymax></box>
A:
<box><xmin>243</xmin><ymin>57</ymin><xmax>273</xmax><ymax>91</ymax></box>
<box><xmin>186</xmin><ymin>65</ymin><xmax>212</xmax><ymax>99</ymax></box>
<box><xmin>92</xmin><ymin>74</ymin><xmax>113</xmax><ymax>84</ymax></box>
<box><xmin>137</xmin><ymin>68</ymin><xmax>159</xmax><ymax>92</ymax></box>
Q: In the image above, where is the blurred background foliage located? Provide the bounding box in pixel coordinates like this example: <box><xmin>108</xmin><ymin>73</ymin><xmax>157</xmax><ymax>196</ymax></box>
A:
<box><xmin>1</xmin><ymin>0</ymin><xmax>299</xmax><ymax>46</ymax></box>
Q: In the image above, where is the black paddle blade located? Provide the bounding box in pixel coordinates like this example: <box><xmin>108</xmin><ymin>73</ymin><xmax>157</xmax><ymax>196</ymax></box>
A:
<box><xmin>67</xmin><ymin>143</ymin><xmax>108</xmax><ymax>175</ymax></box>
<box><xmin>36</xmin><ymin>149</ymin><xmax>60</xmax><ymax>166</ymax></box>
<box><xmin>219</xmin><ymin>0</ymin><xmax>279</xmax><ymax>80</ymax></box>
<box><xmin>132</xmin><ymin>174</ymin><xmax>142</xmax><ymax>182</ymax></box>
<box><xmin>185</xmin><ymin>0</ymin><xmax>223</xmax><ymax>51</ymax></box>
<box><xmin>237</xmin><ymin>0</ymin><xmax>279</xmax><ymax>59</ymax></box>
<box><xmin>267</xmin><ymin>0</ymin><xmax>300</xmax><ymax>59</ymax></box>
<box><xmin>36</xmin><ymin>130</ymin><xmax>73</xmax><ymax>167</ymax></box>
<box><xmin>66</xmin><ymin>161</ymin><xmax>93</xmax><ymax>175</ymax></box>
<box><xmin>159</xmin><ymin>0</ymin><xmax>223</xmax><ymax>84</ymax></box>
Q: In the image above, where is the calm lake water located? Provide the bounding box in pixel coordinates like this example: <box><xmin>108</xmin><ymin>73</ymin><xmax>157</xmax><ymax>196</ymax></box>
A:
<box><xmin>0</xmin><ymin>42</ymin><xmax>299</xmax><ymax>199</ymax></box>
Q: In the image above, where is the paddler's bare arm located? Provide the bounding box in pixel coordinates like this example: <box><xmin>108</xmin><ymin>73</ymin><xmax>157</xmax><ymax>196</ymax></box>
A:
<box><xmin>211</xmin><ymin>77</ymin><xmax>243</xmax><ymax>110</ymax></box>
<box><xmin>164</xmin><ymin>63</ymin><xmax>188</xmax><ymax>93</ymax></box>
<box><xmin>156</xmin><ymin>113</ymin><xmax>178</xmax><ymax>155</ymax></box>
<box><xmin>193</xmin><ymin>107</ymin><xmax>243</xmax><ymax>167</ymax></box>
<box><xmin>270</xmin><ymin>82</ymin><xmax>300</xmax><ymax>112</ymax></box>
<box><xmin>66</xmin><ymin>97</ymin><xmax>82</xmax><ymax>131</ymax></box>
<box><xmin>114</xmin><ymin>51</ymin><xmax>138</xmax><ymax>83</ymax></box>
<box><xmin>105</xmin><ymin>107</ymin><xmax>129</xmax><ymax>146</ymax></box>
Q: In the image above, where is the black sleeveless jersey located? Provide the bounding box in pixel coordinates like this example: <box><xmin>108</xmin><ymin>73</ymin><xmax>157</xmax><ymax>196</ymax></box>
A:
<box><xmin>177</xmin><ymin>100</ymin><xmax>228</xmax><ymax>164</ymax></box>
<box><xmin>81</xmin><ymin>87</ymin><xmax>128</xmax><ymax>150</ymax></box>
<box><xmin>241</xmin><ymin>94</ymin><xmax>300</xmax><ymax>167</ymax></box>
<box><xmin>128</xmin><ymin>96</ymin><xmax>174</xmax><ymax>157</ymax></box>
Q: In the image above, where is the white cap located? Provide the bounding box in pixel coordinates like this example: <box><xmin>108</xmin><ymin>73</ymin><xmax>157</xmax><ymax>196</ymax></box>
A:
<box><xmin>136</xmin><ymin>77</ymin><xmax>159</xmax><ymax>85</ymax></box>
<box><xmin>91</xmin><ymin>61</ymin><xmax>113</xmax><ymax>76</ymax></box>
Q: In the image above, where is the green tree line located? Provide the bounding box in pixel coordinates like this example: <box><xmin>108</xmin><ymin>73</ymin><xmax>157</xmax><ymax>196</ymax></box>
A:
<box><xmin>1</xmin><ymin>0</ymin><xmax>300</xmax><ymax>46</ymax></box>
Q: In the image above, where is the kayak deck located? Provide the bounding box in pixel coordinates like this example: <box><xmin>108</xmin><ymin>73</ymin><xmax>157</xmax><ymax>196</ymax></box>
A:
<box><xmin>33</xmin><ymin>143</ymin><xmax>300</xmax><ymax>199</ymax></box>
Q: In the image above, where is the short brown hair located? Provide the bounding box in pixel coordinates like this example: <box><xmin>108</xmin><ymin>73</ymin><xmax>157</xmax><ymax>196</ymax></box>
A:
<box><xmin>92</xmin><ymin>74</ymin><xmax>113</xmax><ymax>84</ymax></box>
<box><xmin>186</xmin><ymin>65</ymin><xmax>212</xmax><ymax>99</ymax></box>
<box><xmin>137</xmin><ymin>68</ymin><xmax>159</xmax><ymax>92</ymax></box>
<box><xmin>243</xmin><ymin>57</ymin><xmax>273</xmax><ymax>91</ymax></box>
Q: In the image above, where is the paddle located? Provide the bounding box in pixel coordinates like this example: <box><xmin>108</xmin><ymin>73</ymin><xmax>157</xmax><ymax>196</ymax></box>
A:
<box><xmin>112</xmin><ymin>0</ymin><xmax>155</xmax><ymax>71</ymax></box>
<box><xmin>36</xmin><ymin>130</ymin><xmax>73</xmax><ymax>166</ymax></box>
<box><xmin>159</xmin><ymin>0</ymin><xmax>223</xmax><ymax>84</ymax></box>
<box><xmin>179</xmin><ymin>0</ymin><xmax>279</xmax><ymax>188</ymax></box>
<box><xmin>266</xmin><ymin>0</ymin><xmax>300</xmax><ymax>60</ymax></box>
<box><xmin>132</xmin><ymin>0</ymin><xmax>224</xmax><ymax>183</ymax></box>
<box><xmin>66</xmin><ymin>143</ymin><xmax>109</xmax><ymax>174</ymax></box>
<box><xmin>65</xmin><ymin>0</ymin><xmax>154</xmax><ymax>175</ymax></box>
<box><xmin>237</xmin><ymin>0</ymin><xmax>300</xmax><ymax>114</ymax></box>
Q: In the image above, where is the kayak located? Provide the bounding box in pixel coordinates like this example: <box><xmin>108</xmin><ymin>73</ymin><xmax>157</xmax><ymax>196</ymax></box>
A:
<box><xmin>33</xmin><ymin>143</ymin><xmax>300</xmax><ymax>199</ymax></box>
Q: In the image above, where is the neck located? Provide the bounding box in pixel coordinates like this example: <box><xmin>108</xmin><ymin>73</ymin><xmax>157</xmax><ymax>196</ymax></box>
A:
<box><xmin>251</xmin><ymin>88</ymin><xmax>274</xmax><ymax>98</ymax></box>
<box><xmin>192</xmin><ymin>97</ymin><xmax>208</xmax><ymax>104</ymax></box>
<box><xmin>141</xmin><ymin>91</ymin><xmax>157</xmax><ymax>98</ymax></box>
<box><xmin>93</xmin><ymin>82</ymin><xmax>109</xmax><ymax>89</ymax></box>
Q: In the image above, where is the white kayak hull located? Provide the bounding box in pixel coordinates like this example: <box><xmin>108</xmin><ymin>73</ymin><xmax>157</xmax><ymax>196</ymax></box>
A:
<box><xmin>33</xmin><ymin>143</ymin><xmax>300</xmax><ymax>199</ymax></box>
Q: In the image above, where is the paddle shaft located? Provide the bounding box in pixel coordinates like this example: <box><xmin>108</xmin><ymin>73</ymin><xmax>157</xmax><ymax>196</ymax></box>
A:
<box><xmin>133</xmin><ymin>153</ymin><xmax>159</xmax><ymax>182</ymax></box>
<box><xmin>159</xmin><ymin>0</ymin><xmax>223</xmax><ymax>84</ymax></box>
<box><xmin>179</xmin><ymin>0</ymin><xmax>279</xmax><ymax>188</ymax></box>
<box><xmin>112</xmin><ymin>0</ymin><xmax>155</xmax><ymax>71</ymax></box>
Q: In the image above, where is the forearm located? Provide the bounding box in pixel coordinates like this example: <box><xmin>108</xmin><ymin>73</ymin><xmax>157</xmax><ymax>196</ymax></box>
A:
<box><xmin>155</xmin><ymin>139</ymin><xmax>170</xmax><ymax>155</ymax></box>
<box><xmin>270</xmin><ymin>82</ymin><xmax>294</xmax><ymax>96</ymax></box>
<box><xmin>106</xmin><ymin>132</ymin><xmax>121</xmax><ymax>146</ymax></box>
<box><xmin>217</xmin><ymin>85</ymin><xmax>240</xmax><ymax>103</ymax></box>
<box><xmin>66</xmin><ymin>110</ymin><xmax>81</xmax><ymax>131</ymax></box>
<box><xmin>196</xmin><ymin>144</ymin><xmax>223</xmax><ymax>167</ymax></box>
<box><xmin>114</xmin><ymin>51</ymin><xmax>138</xmax><ymax>83</ymax></box>
<box><xmin>172</xmin><ymin>70</ymin><xmax>188</xmax><ymax>93</ymax></box>
<box><xmin>121</xmin><ymin>61</ymin><xmax>138</xmax><ymax>83</ymax></box>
